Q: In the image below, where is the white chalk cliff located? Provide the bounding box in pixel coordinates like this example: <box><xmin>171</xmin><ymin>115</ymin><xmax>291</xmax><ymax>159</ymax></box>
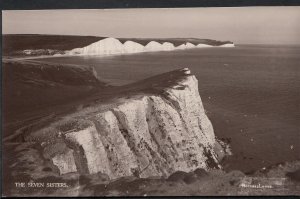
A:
<box><xmin>219</xmin><ymin>43</ymin><xmax>235</xmax><ymax>47</ymax></box>
<box><xmin>67</xmin><ymin>37</ymin><xmax>234</xmax><ymax>56</ymax></box>
<box><xmin>185</xmin><ymin>42</ymin><xmax>196</xmax><ymax>48</ymax></box>
<box><xmin>123</xmin><ymin>40</ymin><xmax>145</xmax><ymax>53</ymax></box>
<box><xmin>26</xmin><ymin>68</ymin><xmax>222</xmax><ymax>180</ymax></box>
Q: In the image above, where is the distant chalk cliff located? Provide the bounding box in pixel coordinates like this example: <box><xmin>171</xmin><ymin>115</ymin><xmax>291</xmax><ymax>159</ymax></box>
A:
<box><xmin>25</xmin><ymin>68</ymin><xmax>223</xmax><ymax>179</ymax></box>
<box><xmin>2</xmin><ymin>35</ymin><xmax>234</xmax><ymax>57</ymax></box>
<box><xmin>67</xmin><ymin>37</ymin><xmax>234</xmax><ymax>56</ymax></box>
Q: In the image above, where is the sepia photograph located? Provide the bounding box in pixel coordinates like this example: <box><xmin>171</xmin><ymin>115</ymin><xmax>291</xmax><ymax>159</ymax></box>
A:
<box><xmin>2</xmin><ymin>5</ymin><xmax>300</xmax><ymax>197</ymax></box>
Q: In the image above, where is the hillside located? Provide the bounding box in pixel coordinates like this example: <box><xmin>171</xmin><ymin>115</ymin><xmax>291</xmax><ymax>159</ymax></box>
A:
<box><xmin>2</xmin><ymin>60</ymin><xmax>107</xmax><ymax>141</ymax></box>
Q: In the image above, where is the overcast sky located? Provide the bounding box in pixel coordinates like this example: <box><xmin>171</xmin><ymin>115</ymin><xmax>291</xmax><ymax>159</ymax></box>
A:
<box><xmin>2</xmin><ymin>7</ymin><xmax>300</xmax><ymax>44</ymax></box>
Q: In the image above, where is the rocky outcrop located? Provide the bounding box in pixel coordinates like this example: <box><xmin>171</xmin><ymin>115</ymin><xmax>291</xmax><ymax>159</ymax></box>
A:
<box><xmin>67</xmin><ymin>37</ymin><xmax>235</xmax><ymax>56</ymax></box>
<box><xmin>26</xmin><ymin>68</ymin><xmax>222</xmax><ymax>180</ymax></box>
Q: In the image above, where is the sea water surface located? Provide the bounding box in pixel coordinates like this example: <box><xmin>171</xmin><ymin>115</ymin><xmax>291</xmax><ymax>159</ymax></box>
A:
<box><xmin>37</xmin><ymin>45</ymin><xmax>300</xmax><ymax>173</ymax></box>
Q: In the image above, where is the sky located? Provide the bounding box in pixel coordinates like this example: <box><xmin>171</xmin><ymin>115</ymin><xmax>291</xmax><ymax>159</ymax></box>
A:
<box><xmin>2</xmin><ymin>7</ymin><xmax>300</xmax><ymax>44</ymax></box>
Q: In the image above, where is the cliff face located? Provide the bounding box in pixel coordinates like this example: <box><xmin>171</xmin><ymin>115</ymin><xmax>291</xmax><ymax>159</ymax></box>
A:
<box><xmin>3</xmin><ymin>35</ymin><xmax>234</xmax><ymax>57</ymax></box>
<box><xmin>220</xmin><ymin>43</ymin><xmax>235</xmax><ymax>47</ymax></box>
<box><xmin>26</xmin><ymin>68</ymin><xmax>221</xmax><ymax>179</ymax></box>
<box><xmin>67</xmin><ymin>37</ymin><xmax>235</xmax><ymax>56</ymax></box>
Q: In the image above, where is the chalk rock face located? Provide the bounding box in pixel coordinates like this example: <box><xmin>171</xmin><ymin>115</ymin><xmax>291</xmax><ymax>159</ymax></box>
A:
<box><xmin>144</xmin><ymin>41</ymin><xmax>163</xmax><ymax>52</ymax></box>
<box><xmin>66</xmin><ymin>37</ymin><xmax>235</xmax><ymax>56</ymax></box>
<box><xmin>52</xmin><ymin>148</ymin><xmax>77</xmax><ymax>175</ymax></box>
<box><xmin>161</xmin><ymin>42</ymin><xmax>175</xmax><ymax>51</ymax></box>
<box><xmin>68</xmin><ymin>47</ymin><xmax>82</xmax><ymax>55</ymax></box>
<box><xmin>197</xmin><ymin>43</ymin><xmax>213</xmax><ymax>48</ymax></box>
<box><xmin>185</xmin><ymin>42</ymin><xmax>196</xmax><ymax>48</ymax></box>
<box><xmin>84</xmin><ymin>37</ymin><xmax>124</xmax><ymax>55</ymax></box>
<box><xmin>123</xmin><ymin>41</ymin><xmax>145</xmax><ymax>53</ymax></box>
<box><xmin>29</xmin><ymin>68</ymin><xmax>220</xmax><ymax>179</ymax></box>
<box><xmin>219</xmin><ymin>43</ymin><xmax>235</xmax><ymax>47</ymax></box>
<box><xmin>69</xmin><ymin>37</ymin><xmax>124</xmax><ymax>55</ymax></box>
<box><xmin>176</xmin><ymin>44</ymin><xmax>187</xmax><ymax>50</ymax></box>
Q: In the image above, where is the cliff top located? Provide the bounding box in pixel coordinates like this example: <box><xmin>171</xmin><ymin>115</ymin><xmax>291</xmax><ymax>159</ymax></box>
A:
<box><xmin>3</xmin><ymin>63</ymin><xmax>195</xmax><ymax>142</ymax></box>
<box><xmin>56</xmin><ymin>67</ymin><xmax>196</xmax><ymax>120</ymax></box>
<box><xmin>111</xmin><ymin>68</ymin><xmax>193</xmax><ymax>96</ymax></box>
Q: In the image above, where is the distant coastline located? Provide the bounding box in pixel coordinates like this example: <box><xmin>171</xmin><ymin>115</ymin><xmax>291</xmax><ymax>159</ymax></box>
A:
<box><xmin>2</xmin><ymin>34</ymin><xmax>234</xmax><ymax>58</ymax></box>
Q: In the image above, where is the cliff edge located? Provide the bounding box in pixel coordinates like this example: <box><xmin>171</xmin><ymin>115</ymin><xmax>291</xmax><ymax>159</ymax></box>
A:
<box><xmin>25</xmin><ymin>68</ymin><xmax>223</xmax><ymax>180</ymax></box>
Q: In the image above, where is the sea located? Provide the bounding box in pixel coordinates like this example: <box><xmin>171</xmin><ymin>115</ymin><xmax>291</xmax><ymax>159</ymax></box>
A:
<box><xmin>37</xmin><ymin>44</ymin><xmax>300</xmax><ymax>173</ymax></box>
